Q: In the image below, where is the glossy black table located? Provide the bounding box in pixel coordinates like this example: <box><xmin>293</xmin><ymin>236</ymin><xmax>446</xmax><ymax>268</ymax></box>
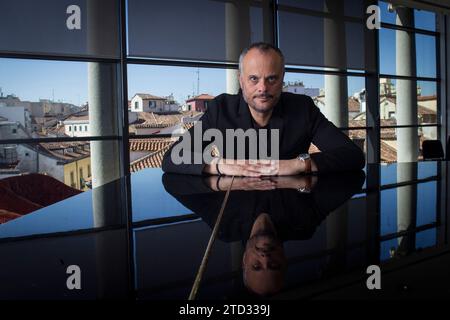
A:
<box><xmin>0</xmin><ymin>161</ymin><xmax>448</xmax><ymax>300</ymax></box>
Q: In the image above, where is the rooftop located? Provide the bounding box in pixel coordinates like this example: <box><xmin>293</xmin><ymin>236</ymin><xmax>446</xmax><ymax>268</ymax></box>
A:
<box><xmin>134</xmin><ymin>93</ymin><xmax>166</xmax><ymax>100</ymax></box>
<box><xmin>186</xmin><ymin>94</ymin><xmax>215</xmax><ymax>102</ymax></box>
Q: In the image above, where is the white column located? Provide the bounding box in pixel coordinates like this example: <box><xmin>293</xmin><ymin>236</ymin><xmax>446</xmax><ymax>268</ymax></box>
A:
<box><xmin>225</xmin><ymin>0</ymin><xmax>250</xmax><ymax>94</ymax></box>
<box><xmin>87</xmin><ymin>1</ymin><xmax>123</xmax><ymax>228</ymax></box>
<box><xmin>396</xmin><ymin>162</ymin><xmax>417</xmax><ymax>255</ymax></box>
<box><xmin>324</xmin><ymin>0</ymin><xmax>348</xmax><ymax>128</ymax></box>
<box><xmin>396</xmin><ymin>7</ymin><xmax>418</xmax><ymax>163</ymax></box>
<box><xmin>88</xmin><ymin>63</ymin><xmax>120</xmax><ymax>188</ymax></box>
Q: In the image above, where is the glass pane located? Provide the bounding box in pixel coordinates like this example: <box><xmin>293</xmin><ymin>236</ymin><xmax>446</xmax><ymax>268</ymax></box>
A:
<box><xmin>380</xmin><ymin>228</ymin><xmax>437</xmax><ymax>261</ymax></box>
<box><xmin>380</xmin><ymin>161</ymin><xmax>438</xmax><ymax>185</ymax></box>
<box><xmin>284</xmin><ymin>73</ymin><xmax>366</xmax><ymax>127</ymax></box>
<box><xmin>0</xmin><ymin>0</ymin><xmax>120</xmax><ymax>58</ymax></box>
<box><xmin>416</xmin><ymin>34</ymin><xmax>437</xmax><ymax>78</ymax></box>
<box><xmin>379</xmin><ymin>1</ymin><xmax>437</xmax><ymax>32</ymax></box>
<box><xmin>379</xmin><ymin>78</ymin><xmax>437</xmax><ymax>126</ymax></box>
<box><xmin>0</xmin><ymin>139</ymin><xmax>124</xmax><ymax>236</ymax></box>
<box><xmin>414</xmin><ymin>8</ymin><xmax>437</xmax><ymax>32</ymax></box>
<box><xmin>380</xmin><ymin>181</ymin><xmax>438</xmax><ymax>237</ymax></box>
<box><xmin>127</xmin><ymin>0</ymin><xmax>264</xmax><ymax>61</ymax></box>
<box><xmin>278</xmin><ymin>0</ymin><xmax>365</xmax><ymax>18</ymax></box>
<box><xmin>380</xmin><ymin>126</ymin><xmax>438</xmax><ymax>163</ymax></box>
<box><xmin>379</xmin><ymin>28</ymin><xmax>437</xmax><ymax>78</ymax></box>
<box><xmin>379</xmin><ymin>1</ymin><xmax>396</xmax><ymax>25</ymax></box>
<box><xmin>278</xmin><ymin>9</ymin><xmax>372</xmax><ymax>70</ymax></box>
<box><xmin>0</xmin><ymin>58</ymin><xmax>121</xmax><ymax>140</ymax></box>
<box><xmin>127</xmin><ymin>64</ymin><xmax>227</xmax><ymax>137</ymax></box>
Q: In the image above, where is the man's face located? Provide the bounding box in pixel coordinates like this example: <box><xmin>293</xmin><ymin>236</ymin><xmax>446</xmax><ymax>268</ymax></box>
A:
<box><xmin>239</xmin><ymin>48</ymin><xmax>284</xmax><ymax>115</ymax></box>
<box><xmin>242</xmin><ymin>232</ymin><xmax>287</xmax><ymax>295</ymax></box>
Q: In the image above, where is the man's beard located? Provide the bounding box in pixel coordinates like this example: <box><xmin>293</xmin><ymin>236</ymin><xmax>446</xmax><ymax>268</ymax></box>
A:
<box><xmin>249</xmin><ymin>94</ymin><xmax>278</xmax><ymax>114</ymax></box>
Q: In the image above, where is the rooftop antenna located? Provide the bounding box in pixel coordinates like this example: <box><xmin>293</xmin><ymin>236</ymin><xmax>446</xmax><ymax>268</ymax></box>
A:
<box><xmin>196</xmin><ymin>68</ymin><xmax>200</xmax><ymax>96</ymax></box>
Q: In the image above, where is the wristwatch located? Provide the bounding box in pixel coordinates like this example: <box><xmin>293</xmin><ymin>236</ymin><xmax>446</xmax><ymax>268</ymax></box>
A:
<box><xmin>297</xmin><ymin>153</ymin><xmax>311</xmax><ymax>174</ymax></box>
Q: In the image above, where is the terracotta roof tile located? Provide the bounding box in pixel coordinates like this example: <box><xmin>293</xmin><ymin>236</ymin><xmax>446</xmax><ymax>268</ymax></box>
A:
<box><xmin>129</xmin><ymin>138</ymin><xmax>174</xmax><ymax>152</ymax></box>
<box><xmin>130</xmin><ymin>143</ymin><xmax>173</xmax><ymax>172</ymax></box>
<box><xmin>348</xmin><ymin>97</ymin><xmax>361</xmax><ymax>113</ymax></box>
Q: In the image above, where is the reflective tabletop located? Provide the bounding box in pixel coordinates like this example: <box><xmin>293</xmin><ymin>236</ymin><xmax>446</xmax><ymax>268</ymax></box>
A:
<box><xmin>0</xmin><ymin>161</ymin><xmax>448</xmax><ymax>299</ymax></box>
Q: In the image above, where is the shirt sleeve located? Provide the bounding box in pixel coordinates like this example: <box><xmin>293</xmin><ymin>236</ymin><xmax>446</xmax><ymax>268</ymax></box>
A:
<box><xmin>306</xmin><ymin>96</ymin><xmax>365</xmax><ymax>173</ymax></box>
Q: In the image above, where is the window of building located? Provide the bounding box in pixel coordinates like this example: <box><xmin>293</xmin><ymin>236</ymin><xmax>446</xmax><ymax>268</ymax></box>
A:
<box><xmin>70</xmin><ymin>171</ymin><xmax>75</xmax><ymax>187</ymax></box>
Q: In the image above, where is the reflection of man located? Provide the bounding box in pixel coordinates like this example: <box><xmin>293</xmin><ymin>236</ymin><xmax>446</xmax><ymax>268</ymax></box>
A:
<box><xmin>242</xmin><ymin>213</ymin><xmax>287</xmax><ymax>296</ymax></box>
<box><xmin>162</xmin><ymin>42</ymin><xmax>365</xmax><ymax>176</ymax></box>
<box><xmin>162</xmin><ymin>171</ymin><xmax>365</xmax><ymax>297</ymax></box>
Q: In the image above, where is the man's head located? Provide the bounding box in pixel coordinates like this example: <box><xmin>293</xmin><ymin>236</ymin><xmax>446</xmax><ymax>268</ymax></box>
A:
<box><xmin>238</xmin><ymin>42</ymin><xmax>285</xmax><ymax>116</ymax></box>
<box><xmin>242</xmin><ymin>213</ymin><xmax>287</xmax><ymax>296</ymax></box>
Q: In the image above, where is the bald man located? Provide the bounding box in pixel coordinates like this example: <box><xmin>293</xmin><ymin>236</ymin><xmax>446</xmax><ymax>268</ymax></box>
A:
<box><xmin>162</xmin><ymin>42</ymin><xmax>364</xmax><ymax>176</ymax></box>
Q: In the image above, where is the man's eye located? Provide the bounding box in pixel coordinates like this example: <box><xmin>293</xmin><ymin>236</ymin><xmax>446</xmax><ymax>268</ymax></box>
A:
<box><xmin>268</xmin><ymin>77</ymin><xmax>277</xmax><ymax>83</ymax></box>
<box><xmin>249</xmin><ymin>76</ymin><xmax>258</xmax><ymax>82</ymax></box>
<box><xmin>252</xmin><ymin>264</ymin><xmax>262</xmax><ymax>271</ymax></box>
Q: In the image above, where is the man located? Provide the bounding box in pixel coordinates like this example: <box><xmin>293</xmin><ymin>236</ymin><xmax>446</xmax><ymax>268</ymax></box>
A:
<box><xmin>162</xmin><ymin>42</ymin><xmax>365</xmax><ymax>176</ymax></box>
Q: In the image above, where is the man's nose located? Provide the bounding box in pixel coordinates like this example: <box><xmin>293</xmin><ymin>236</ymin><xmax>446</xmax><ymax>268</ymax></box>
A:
<box><xmin>257</xmin><ymin>80</ymin><xmax>268</xmax><ymax>92</ymax></box>
<box><xmin>257</xmin><ymin>249</ymin><xmax>271</xmax><ymax>258</ymax></box>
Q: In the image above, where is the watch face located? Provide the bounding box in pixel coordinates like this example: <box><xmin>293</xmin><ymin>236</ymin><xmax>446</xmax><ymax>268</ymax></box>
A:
<box><xmin>299</xmin><ymin>153</ymin><xmax>310</xmax><ymax>160</ymax></box>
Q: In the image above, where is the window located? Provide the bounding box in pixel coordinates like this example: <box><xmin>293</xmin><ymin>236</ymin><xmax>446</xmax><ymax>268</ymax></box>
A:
<box><xmin>70</xmin><ymin>171</ymin><xmax>75</xmax><ymax>187</ymax></box>
<box><xmin>378</xmin><ymin>2</ymin><xmax>439</xmax><ymax>163</ymax></box>
<box><xmin>0</xmin><ymin>0</ymin><xmax>444</xmax><ymax>227</ymax></box>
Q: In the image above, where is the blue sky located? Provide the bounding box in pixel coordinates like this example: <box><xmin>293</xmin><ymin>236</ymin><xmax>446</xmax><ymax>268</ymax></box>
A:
<box><xmin>0</xmin><ymin>2</ymin><xmax>438</xmax><ymax>106</ymax></box>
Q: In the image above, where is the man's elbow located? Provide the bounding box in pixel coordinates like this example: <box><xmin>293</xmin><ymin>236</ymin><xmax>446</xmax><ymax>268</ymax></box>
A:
<box><xmin>354</xmin><ymin>147</ymin><xmax>366</xmax><ymax>170</ymax></box>
<box><xmin>161</xmin><ymin>151</ymin><xmax>172</xmax><ymax>173</ymax></box>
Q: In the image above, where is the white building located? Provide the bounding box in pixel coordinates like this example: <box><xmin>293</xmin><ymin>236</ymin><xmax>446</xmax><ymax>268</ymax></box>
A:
<box><xmin>63</xmin><ymin>115</ymin><xmax>90</xmax><ymax>137</ymax></box>
<box><xmin>130</xmin><ymin>93</ymin><xmax>179</xmax><ymax>113</ymax></box>
<box><xmin>283</xmin><ymin>81</ymin><xmax>320</xmax><ymax>97</ymax></box>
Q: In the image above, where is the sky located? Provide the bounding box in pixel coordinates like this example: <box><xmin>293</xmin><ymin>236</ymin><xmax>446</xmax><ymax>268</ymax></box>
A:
<box><xmin>0</xmin><ymin>1</ymin><xmax>438</xmax><ymax>106</ymax></box>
